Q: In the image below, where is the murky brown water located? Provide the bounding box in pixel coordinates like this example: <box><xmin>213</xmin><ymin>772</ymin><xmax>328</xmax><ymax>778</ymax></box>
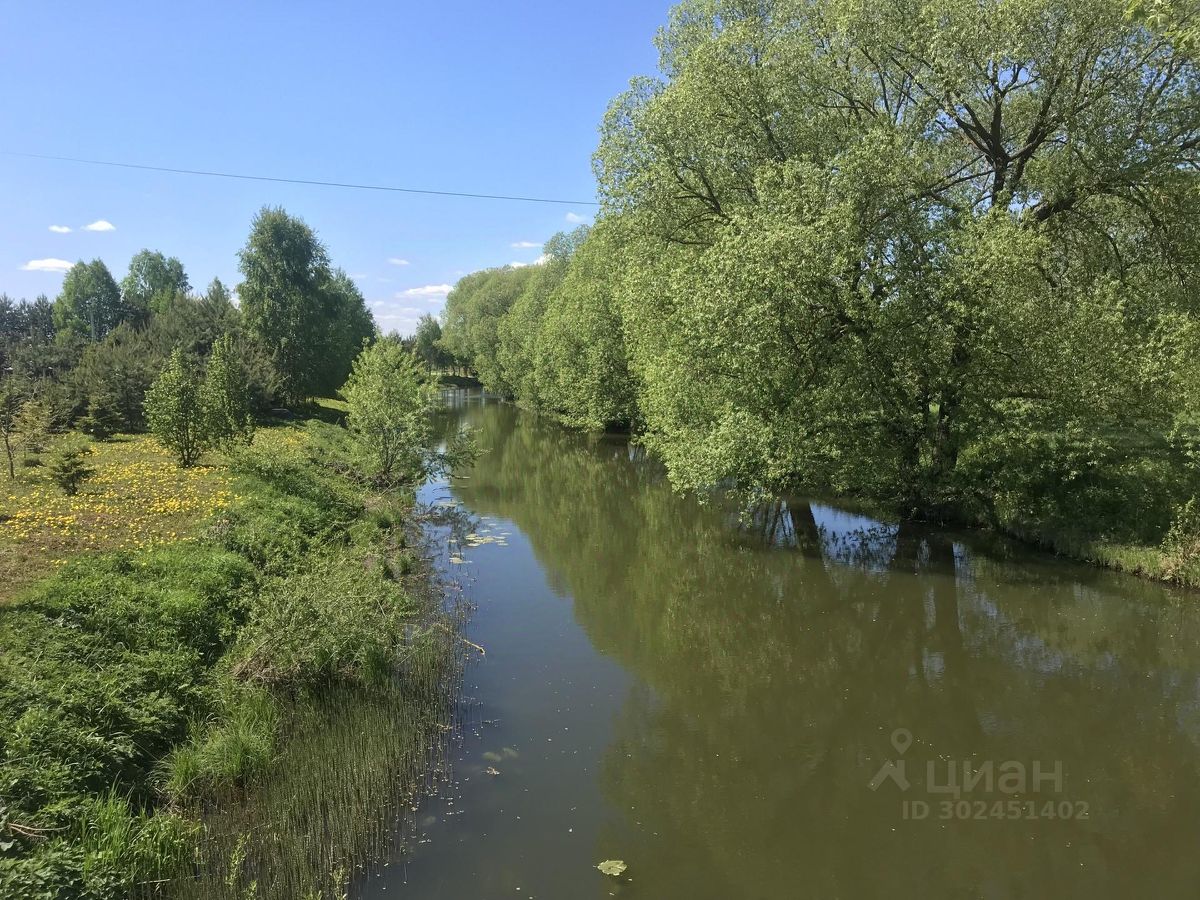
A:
<box><xmin>356</xmin><ymin>392</ymin><xmax>1200</xmax><ymax>899</ymax></box>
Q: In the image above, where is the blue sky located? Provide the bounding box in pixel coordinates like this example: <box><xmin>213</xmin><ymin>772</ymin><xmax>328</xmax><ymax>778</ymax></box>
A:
<box><xmin>0</xmin><ymin>1</ymin><xmax>672</xmax><ymax>333</ymax></box>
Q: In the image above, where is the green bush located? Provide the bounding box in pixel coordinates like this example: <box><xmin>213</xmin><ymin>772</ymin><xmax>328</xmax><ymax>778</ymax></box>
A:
<box><xmin>231</xmin><ymin>551</ymin><xmax>416</xmax><ymax>689</ymax></box>
<box><xmin>0</xmin><ymin>418</ymin><xmax>430</xmax><ymax>897</ymax></box>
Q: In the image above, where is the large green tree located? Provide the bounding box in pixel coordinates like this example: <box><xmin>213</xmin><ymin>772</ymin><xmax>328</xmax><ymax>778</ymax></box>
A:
<box><xmin>592</xmin><ymin>0</ymin><xmax>1200</xmax><ymax>519</ymax></box>
<box><xmin>412</xmin><ymin>314</ymin><xmax>447</xmax><ymax>372</ymax></box>
<box><xmin>237</xmin><ymin>208</ymin><xmax>375</xmax><ymax>405</ymax></box>
<box><xmin>53</xmin><ymin>260</ymin><xmax>125</xmax><ymax>341</ymax></box>
<box><xmin>121</xmin><ymin>250</ymin><xmax>190</xmax><ymax>317</ymax></box>
<box><xmin>440</xmin><ymin>266</ymin><xmax>535</xmax><ymax>395</ymax></box>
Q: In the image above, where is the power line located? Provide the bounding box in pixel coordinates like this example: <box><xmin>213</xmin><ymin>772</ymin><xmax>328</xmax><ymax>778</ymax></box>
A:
<box><xmin>1</xmin><ymin>151</ymin><xmax>602</xmax><ymax>207</ymax></box>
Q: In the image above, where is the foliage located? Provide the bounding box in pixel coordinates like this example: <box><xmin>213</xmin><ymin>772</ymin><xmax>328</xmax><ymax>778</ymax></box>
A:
<box><xmin>144</xmin><ymin>348</ymin><xmax>207</xmax><ymax>467</ymax></box>
<box><xmin>441</xmin><ymin>0</ymin><xmax>1200</xmax><ymax>558</ymax></box>
<box><xmin>1130</xmin><ymin>0</ymin><xmax>1200</xmax><ymax>49</ymax></box>
<box><xmin>201</xmin><ymin>334</ymin><xmax>255</xmax><ymax>448</ymax></box>
<box><xmin>1161</xmin><ymin>496</ymin><xmax>1200</xmax><ymax>581</ymax></box>
<box><xmin>341</xmin><ymin>338</ymin><xmax>439</xmax><ymax>484</ymax></box>
<box><xmin>120</xmin><ymin>250</ymin><xmax>190</xmax><ymax>318</ymax></box>
<box><xmin>238</xmin><ymin>207</ymin><xmax>375</xmax><ymax>405</ymax></box>
<box><xmin>46</xmin><ymin>442</ymin><xmax>95</xmax><ymax>497</ymax></box>
<box><xmin>53</xmin><ymin>261</ymin><xmax>126</xmax><ymax>342</ymax></box>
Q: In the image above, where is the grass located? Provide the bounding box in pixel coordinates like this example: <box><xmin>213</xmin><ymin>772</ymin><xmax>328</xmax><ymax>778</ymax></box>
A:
<box><xmin>0</xmin><ymin>416</ymin><xmax>461</xmax><ymax>899</ymax></box>
<box><xmin>0</xmin><ymin>435</ymin><xmax>234</xmax><ymax>602</ymax></box>
<box><xmin>1022</xmin><ymin>525</ymin><xmax>1200</xmax><ymax>589</ymax></box>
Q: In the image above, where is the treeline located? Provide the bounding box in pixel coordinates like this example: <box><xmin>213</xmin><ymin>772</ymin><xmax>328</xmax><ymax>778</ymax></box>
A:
<box><xmin>0</xmin><ymin>206</ymin><xmax>375</xmax><ymax>444</ymax></box>
<box><xmin>440</xmin><ymin>0</ymin><xmax>1200</xmax><ymax>569</ymax></box>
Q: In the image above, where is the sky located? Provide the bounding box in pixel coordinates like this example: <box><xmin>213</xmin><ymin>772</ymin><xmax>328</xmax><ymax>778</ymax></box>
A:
<box><xmin>0</xmin><ymin>0</ymin><xmax>673</xmax><ymax>334</ymax></box>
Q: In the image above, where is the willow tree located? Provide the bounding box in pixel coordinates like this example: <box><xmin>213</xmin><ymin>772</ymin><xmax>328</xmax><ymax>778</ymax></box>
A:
<box><xmin>597</xmin><ymin>0</ymin><xmax>1200</xmax><ymax>520</ymax></box>
<box><xmin>440</xmin><ymin>266</ymin><xmax>535</xmax><ymax>395</ymax></box>
<box><xmin>495</xmin><ymin>228</ymin><xmax>587</xmax><ymax>408</ymax></box>
<box><xmin>534</xmin><ymin>221</ymin><xmax>639</xmax><ymax>430</ymax></box>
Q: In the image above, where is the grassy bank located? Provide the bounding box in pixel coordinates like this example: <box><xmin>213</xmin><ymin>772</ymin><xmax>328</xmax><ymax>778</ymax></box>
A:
<box><xmin>0</xmin><ymin>415</ymin><xmax>460</xmax><ymax>898</ymax></box>
<box><xmin>1005</xmin><ymin>525</ymin><xmax>1200</xmax><ymax>590</ymax></box>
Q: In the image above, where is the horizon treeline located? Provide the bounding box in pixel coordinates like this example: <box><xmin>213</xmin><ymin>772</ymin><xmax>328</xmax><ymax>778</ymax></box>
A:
<box><xmin>0</xmin><ymin>206</ymin><xmax>376</xmax><ymax>435</ymax></box>
<box><xmin>438</xmin><ymin>0</ymin><xmax>1200</xmax><ymax>555</ymax></box>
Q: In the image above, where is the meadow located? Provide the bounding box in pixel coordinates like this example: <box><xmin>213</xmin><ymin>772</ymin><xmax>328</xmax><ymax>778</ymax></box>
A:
<box><xmin>0</xmin><ymin>415</ymin><xmax>459</xmax><ymax>899</ymax></box>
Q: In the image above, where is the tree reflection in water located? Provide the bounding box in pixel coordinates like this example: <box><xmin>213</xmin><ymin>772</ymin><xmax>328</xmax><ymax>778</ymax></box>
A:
<box><xmin>436</xmin><ymin>395</ymin><xmax>1200</xmax><ymax>900</ymax></box>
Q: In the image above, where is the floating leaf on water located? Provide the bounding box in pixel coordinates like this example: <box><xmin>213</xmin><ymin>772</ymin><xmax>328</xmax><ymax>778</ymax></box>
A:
<box><xmin>484</xmin><ymin>766</ymin><xmax>500</xmax><ymax>776</ymax></box>
<box><xmin>596</xmin><ymin>860</ymin><xmax>627</xmax><ymax>877</ymax></box>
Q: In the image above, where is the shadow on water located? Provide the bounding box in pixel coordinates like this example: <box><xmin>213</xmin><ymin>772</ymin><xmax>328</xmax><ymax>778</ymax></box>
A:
<box><xmin>357</xmin><ymin>392</ymin><xmax>1200</xmax><ymax>900</ymax></box>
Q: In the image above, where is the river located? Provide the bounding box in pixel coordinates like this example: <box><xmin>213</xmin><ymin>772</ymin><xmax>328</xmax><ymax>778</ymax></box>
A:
<box><xmin>354</xmin><ymin>391</ymin><xmax>1200</xmax><ymax>899</ymax></box>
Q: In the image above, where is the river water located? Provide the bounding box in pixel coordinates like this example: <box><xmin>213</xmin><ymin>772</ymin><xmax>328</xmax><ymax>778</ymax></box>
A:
<box><xmin>355</xmin><ymin>391</ymin><xmax>1200</xmax><ymax>899</ymax></box>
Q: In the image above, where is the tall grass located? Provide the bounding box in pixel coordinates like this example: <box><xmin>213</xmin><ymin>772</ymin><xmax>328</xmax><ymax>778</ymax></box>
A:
<box><xmin>0</xmin><ymin>419</ymin><xmax>466</xmax><ymax>899</ymax></box>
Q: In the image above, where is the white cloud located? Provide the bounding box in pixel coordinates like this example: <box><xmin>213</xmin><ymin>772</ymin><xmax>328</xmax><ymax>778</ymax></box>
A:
<box><xmin>511</xmin><ymin>240</ymin><xmax>539</xmax><ymax>249</ymax></box>
<box><xmin>48</xmin><ymin>225</ymin><xmax>72</xmax><ymax>234</ymax></box>
<box><xmin>21</xmin><ymin>258</ymin><xmax>74</xmax><ymax>272</ymax></box>
<box><xmin>510</xmin><ymin>254</ymin><xmax>549</xmax><ymax>269</ymax></box>
<box><xmin>83</xmin><ymin>219</ymin><xmax>116</xmax><ymax>232</ymax></box>
<box><xmin>399</xmin><ymin>284</ymin><xmax>452</xmax><ymax>299</ymax></box>
<box><xmin>565</xmin><ymin>212</ymin><xmax>589</xmax><ymax>224</ymax></box>
<box><xmin>387</xmin><ymin>257</ymin><xmax>410</xmax><ymax>266</ymax></box>
<box><xmin>370</xmin><ymin>298</ymin><xmax>438</xmax><ymax>336</ymax></box>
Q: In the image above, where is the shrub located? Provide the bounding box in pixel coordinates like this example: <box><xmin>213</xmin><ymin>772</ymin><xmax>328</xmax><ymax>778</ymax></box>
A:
<box><xmin>47</xmin><ymin>442</ymin><xmax>95</xmax><ymax>496</ymax></box>
<box><xmin>201</xmin><ymin>334</ymin><xmax>255</xmax><ymax>448</ymax></box>
<box><xmin>144</xmin><ymin>348</ymin><xmax>207</xmax><ymax>467</ymax></box>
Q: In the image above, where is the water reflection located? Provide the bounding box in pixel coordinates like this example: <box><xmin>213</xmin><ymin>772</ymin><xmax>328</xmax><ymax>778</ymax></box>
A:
<box><xmin>432</xmin><ymin>395</ymin><xmax>1200</xmax><ymax>899</ymax></box>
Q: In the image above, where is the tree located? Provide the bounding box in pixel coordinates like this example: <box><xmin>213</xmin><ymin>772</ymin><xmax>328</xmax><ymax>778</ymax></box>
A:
<box><xmin>71</xmin><ymin>323</ymin><xmax>163</xmax><ymax>432</ymax></box>
<box><xmin>534</xmin><ymin>222</ymin><xmax>637</xmax><ymax>429</ymax></box>
<box><xmin>144</xmin><ymin>348</ymin><xmax>207</xmax><ymax>467</ymax></box>
<box><xmin>121</xmin><ymin>250</ymin><xmax>190</xmax><ymax>317</ymax></box>
<box><xmin>412</xmin><ymin>314</ymin><xmax>446</xmax><ymax>372</ymax></box>
<box><xmin>588</xmin><ymin>0</ymin><xmax>1200</xmax><ymax>516</ymax></box>
<box><xmin>238</xmin><ymin>208</ymin><xmax>331</xmax><ymax>405</ymax></box>
<box><xmin>13</xmin><ymin>396</ymin><xmax>53</xmax><ymax>462</ymax></box>
<box><xmin>341</xmin><ymin>338</ymin><xmax>438</xmax><ymax>484</ymax></box>
<box><xmin>320</xmin><ymin>269</ymin><xmax>376</xmax><ymax>395</ymax></box>
<box><xmin>53</xmin><ymin>260</ymin><xmax>124</xmax><ymax>341</ymax></box>
<box><xmin>238</xmin><ymin>208</ymin><xmax>376</xmax><ymax>405</ymax></box>
<box><xmin>201</xmin><ymin>334</ymin><xmax>255</xmax><ymax>447</ymax></box>
<box><xmin>1130</xmin><ymin>0</ymin><xmax>1199</xmax><ymax>50</ymax></box>
<box><xmin>78</xmin><ymin>394</ymin><xmax>123</xmax><ymax>440</ymax></box>
<box><xmin>0</xmin><ymin>375</ymin><xmax>24</xmax><ymax>479</ymax></box>
<box><xmin>494</xmin><ymin>229</ymin><xmax>586</xmax><ymax>407</ymax></box>
<box><xmin>440</xmin><ymin>266</ymin><xmax>535</xmax><ymax>394</ymax></box>
<box><xmin>47</xmin><ymin>441</ymin><xmax>94</xmax><ymax>496</ymax></box>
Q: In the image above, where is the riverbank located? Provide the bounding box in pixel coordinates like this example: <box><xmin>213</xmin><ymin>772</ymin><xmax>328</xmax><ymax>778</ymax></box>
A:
<box><xmin>0</xmin><ymin>412</ymin><xmax>461</xmax><ymax>898</ymax></box>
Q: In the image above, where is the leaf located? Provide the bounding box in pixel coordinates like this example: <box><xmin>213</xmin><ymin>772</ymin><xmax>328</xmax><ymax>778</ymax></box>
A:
<box><xmin>596</xmin><ymin>859</ymin><xmax>627</xmax><ymax>877</ymax></box>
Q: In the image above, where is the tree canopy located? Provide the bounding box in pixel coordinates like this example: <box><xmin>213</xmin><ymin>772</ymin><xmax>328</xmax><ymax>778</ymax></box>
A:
<box><xmin>53</xmin><ymin>260</ymin><xmax>126</xmax><ymax>342</ymax></box>
<box><xmin>237</xmin><ymin>207</ymin><xmax>376</xmax><ymax>405</ymax></box>
<box><xmin>121</xmin><ymin>250</ymin><xmax>191</xmax><ymax>317</ymax></box>
<box><xmin>440</xmin><ymin>0</ymin><xmax>1200</xmax><ymax>547</ymax></box>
